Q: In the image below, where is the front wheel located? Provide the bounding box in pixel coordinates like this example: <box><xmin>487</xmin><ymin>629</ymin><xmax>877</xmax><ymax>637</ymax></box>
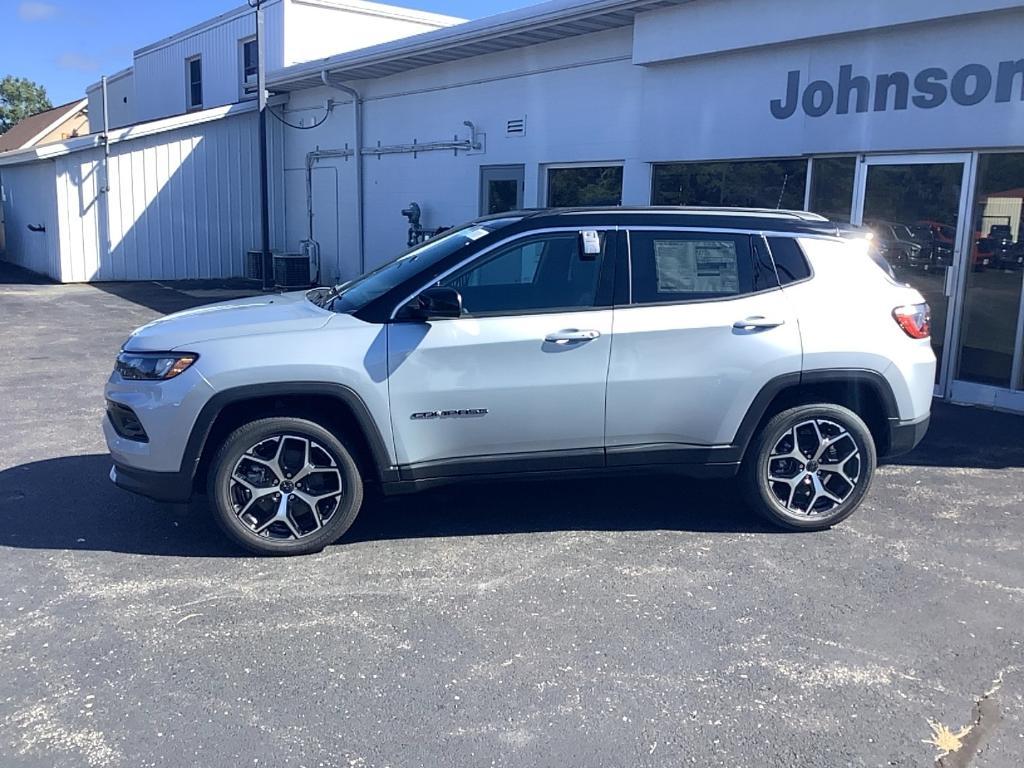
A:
<box><xmin>208</xmin><ymin>417</ymin><xmax>364</xmax><ymax>556</ymax></box>
<box><xmin>742</xmin><ymin>404</ymin><xmax>876</xmax><ymax>531</ymax></box>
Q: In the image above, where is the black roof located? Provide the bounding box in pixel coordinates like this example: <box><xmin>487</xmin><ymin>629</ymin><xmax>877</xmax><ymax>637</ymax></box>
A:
<box><xmin>475</xmin><ymin>206</ymin><xmax>846</xmax><ymax>236</ymax></box>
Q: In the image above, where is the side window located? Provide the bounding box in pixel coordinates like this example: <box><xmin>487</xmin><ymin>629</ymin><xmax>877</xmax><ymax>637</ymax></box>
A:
<box><xmin>441</xmin><ymin>232</ymin><xmax>607</xmax><ymax>315</ymax></box>
<box><xmin>766</xmin><ymin>237</ymin><xmax>812</xmax><ymax>284</ymax></box>
<box><xmin>186</xmin><ymin>56</ymin><xmax>203</xmax><ymax>110</ymax></box>
<box><xmin>627</xmin><ymin>231</ymin><xmax>759</xmax><ymax>304</ymax></box>
<box><xmin>240</xmin><ymin>38</ymin><xmax>258</xmax><ymax>97</ymax></box>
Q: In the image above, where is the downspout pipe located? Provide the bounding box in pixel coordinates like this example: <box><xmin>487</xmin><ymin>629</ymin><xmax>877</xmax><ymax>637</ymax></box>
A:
<box><xmin>320</xmin><ymin>70</ymin><xmax>364</xmax><ymax>276</ymax></box>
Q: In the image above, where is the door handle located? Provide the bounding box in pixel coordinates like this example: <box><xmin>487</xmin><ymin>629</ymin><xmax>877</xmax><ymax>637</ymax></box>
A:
<box><xmin>545</xmin><ymin>329</ymin><xmax>601</xmax><ymax>344</ymax></box>
<box><xmin>733</xmin><ymin>316</ymin><xmax>785</xmax><ymax>330</ymax></box>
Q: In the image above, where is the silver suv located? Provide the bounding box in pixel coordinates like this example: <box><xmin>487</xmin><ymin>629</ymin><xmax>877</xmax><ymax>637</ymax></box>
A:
<box><xmin>104</xmin><ymin>208</ymin><xmax>935</xmax><ymax>555</ymax></box>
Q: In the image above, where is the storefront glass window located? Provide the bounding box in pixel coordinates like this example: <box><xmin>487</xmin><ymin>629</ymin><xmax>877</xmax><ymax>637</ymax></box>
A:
<box><xmin>547</xmin><ymin>166</ymin><xmax>623</xmax><ymax>207</ymax></box>
<box><xmin>808</xmin><ymin>156</ymin><xmax>856</xmax><ymax>221</ymax></box>
<box><xmin>862</xmin><ymin>161</ymin><xmax>964</xmax><ymax>381</ymax></box>
<box><xmin>957</xmin><ymin>153</ymin><xmax>1024</xmax><ymax>390</ymax></box>
<box><xmin>651</xmin><ymin>159</ymin><xmax>807</xmax><ymax>210</ymax></box>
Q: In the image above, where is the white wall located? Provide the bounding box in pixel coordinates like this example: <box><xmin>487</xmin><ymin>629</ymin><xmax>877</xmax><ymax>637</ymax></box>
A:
<box><xmin>86</xmin><ymin>70</ymin><xmax>136</xmax><ymax>133</ymax></box>
<box><xmin>283</xmin><ymin>0</ymin><xmax>461</xmax><ymax>66</ymax></box>
<box><xmin>633</xmin><ymin>0</ymin><xmax>1024</xmax><ymax>65</ymax></box>
<box><xmin>280</xmin><ymin>27</ymin><xmax>640</xmax><ymax>282</ymax></box>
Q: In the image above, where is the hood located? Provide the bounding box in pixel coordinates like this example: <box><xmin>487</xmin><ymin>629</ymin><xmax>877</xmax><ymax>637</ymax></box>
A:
<box><xmin>124</xmin><ymin>291</ymin><xmax>333</xmax><ymax>351</ymax></box>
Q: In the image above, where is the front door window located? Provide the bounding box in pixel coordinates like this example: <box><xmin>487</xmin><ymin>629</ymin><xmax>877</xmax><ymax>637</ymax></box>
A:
<box><xmin>479</xmin><ymin>165</ymin><xmax>524</xmax><ymax>216</ymax></box>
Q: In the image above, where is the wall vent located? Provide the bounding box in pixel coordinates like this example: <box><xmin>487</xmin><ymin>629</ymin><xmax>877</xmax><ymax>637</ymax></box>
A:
<box><xmin>505</xmin><ymin>117</ymin><xmax>526</xmax><ymax>137</ymax></box>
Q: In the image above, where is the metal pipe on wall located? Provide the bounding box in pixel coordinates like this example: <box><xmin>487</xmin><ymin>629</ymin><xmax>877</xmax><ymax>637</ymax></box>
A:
<box><xmin>320</xmin><ymin>71</ymin><xmax>364</xmax><ymax>276</ymax></box>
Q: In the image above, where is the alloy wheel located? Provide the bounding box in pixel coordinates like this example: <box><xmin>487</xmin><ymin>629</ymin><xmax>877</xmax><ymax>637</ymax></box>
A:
<box><xmin>229</xmin><ymin>434</ymin><xmax>344</xmax><ymax>540</ymax></box>
<box><xmin>764</xmin><ymin>418</ymin><xmax>861</xmax><ymax>516</ymax></box>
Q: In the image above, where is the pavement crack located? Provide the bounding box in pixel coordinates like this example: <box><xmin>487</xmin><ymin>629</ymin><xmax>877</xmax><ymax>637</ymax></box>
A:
<box><xmin>927</xmin><ymin>667</ymin><xmax>1016</xmax><ymax>768</ymax></box>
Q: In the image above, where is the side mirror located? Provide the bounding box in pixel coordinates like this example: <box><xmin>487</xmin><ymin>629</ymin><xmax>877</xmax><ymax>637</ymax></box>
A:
<box><xmin>403</xmin><ymin>285</ymin><xmax>463</xmax><ymax>320</ymax></box>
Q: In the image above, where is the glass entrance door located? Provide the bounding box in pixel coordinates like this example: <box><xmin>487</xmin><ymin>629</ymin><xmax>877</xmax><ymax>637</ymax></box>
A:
<box><xmin>853</xmin><ymin>154</ymin><xmax>974</xmax><ymax>394</ymax></box>
<box><xmin>950</xmin><ymin>152</ymin><xmax>1024</xmax><ymax>412</ymax></box>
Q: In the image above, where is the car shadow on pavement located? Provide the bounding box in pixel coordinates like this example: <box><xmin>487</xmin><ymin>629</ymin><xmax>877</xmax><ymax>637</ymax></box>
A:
<box><xmin>0</xmin><ymin>454</ymin><xmax>238</xmax><ymax>557</ymax></box>
<box><xmin>886</xmin><ymin>401</ymin><xmax>1024</xmax><ymax>470</ymax></box>
<box><xmin>0</xmin><ymin>454</ymin><xmax>778</xmax><ymax>557</ymax></box>
<box><xmin>347</xmin><ymin>474</ymin><xmax>780</xmax><ymax>545</ymax></box>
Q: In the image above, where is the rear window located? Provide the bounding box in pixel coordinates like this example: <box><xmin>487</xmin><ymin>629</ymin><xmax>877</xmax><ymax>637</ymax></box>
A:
<box><xmin>766</xmin><ymin>237</ymin><xmax>812</xmax><ymax>284</ymax></box>
<box><xmin>628</xmin><ymin>231</ymin><xmax>763</xmax><ymax>303</ymax></box>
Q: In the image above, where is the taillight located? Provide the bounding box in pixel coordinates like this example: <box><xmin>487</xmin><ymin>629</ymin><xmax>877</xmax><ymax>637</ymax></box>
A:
<box><xmin>893</xmin><ymin>303</ymin><xmax>930</xmax><ymax>339</ymax></box>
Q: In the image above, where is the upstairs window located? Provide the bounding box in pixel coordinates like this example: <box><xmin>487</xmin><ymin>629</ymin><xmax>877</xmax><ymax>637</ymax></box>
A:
<box><xmin>240</xmin><ymin>38</ymin><xmax>258</xmax><ymax>97</ymax></box>
<box><xmin>186</xmin><ymin>56</ymin><xmax>203</xmax><ymax>110</ymax></box>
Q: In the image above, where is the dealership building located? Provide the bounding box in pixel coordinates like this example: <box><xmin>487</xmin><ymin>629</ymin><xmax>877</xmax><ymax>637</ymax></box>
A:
<box><xmin>1</xmin><ymin>0</ymin><xmax>1023</xmax><ymax>411</ymax></box>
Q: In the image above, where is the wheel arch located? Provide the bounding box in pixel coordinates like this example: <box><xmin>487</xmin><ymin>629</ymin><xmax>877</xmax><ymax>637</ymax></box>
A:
<box><xmin>183</xmin><ymin>383</ymin><xmax>395</xmax><ymax>494</ymax></box>
<box><xmin>733</xmin><ymin>370</ymin><xmax>899</xmax><ymax>462</ymax></box>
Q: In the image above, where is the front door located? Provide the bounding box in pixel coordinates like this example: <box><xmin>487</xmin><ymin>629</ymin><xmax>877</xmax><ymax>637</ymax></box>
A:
<box><xmin>852</xmin><ymin>154</ymin><xmax>973</xmax><ymax>395</ymax></box>
<box><xmin>387</xmin><ymin>229</ymin><xmax>614</xmax><ymax>471</ymax></box>
<box><xmin>479</xmin><ymin>165</ymin><xmax>524</xmax><ymax>216</ymax></box>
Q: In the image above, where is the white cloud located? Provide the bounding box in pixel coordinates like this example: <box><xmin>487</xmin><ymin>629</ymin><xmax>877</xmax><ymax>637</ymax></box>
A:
<box><xmin>56</xmin><ymin>52</ymin><xmax>100</xmax><ymax>72</ymax></box>
<box><xmin>18</xmin><ymin>1</ymin><xmax>58</xmax><ymax>21</ymax></box>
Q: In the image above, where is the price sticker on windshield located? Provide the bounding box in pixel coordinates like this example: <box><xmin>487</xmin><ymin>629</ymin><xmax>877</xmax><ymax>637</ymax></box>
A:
<box><xmin>580</xmin><ymin>230</ymin><xmax>601</xmax><ymax>256</ymax></box>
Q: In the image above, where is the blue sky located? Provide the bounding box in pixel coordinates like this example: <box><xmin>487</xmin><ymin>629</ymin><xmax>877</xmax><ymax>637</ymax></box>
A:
<box><xmin>0</xmin><ymin>0</ymin><xmax>533</xmax><ymax>106</ymax></box>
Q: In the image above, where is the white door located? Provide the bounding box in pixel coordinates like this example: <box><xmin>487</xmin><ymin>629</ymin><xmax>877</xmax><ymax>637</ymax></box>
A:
<box><xmin>387</xmin><ymin>229</ymin><xmax>615</xmax><ymax>469</ymax></box>
<box><xmin>605</xmin><ymin>229</ymin><xmax>803</xmax><ymax>453</ymax></box>
<box><xmin>851</xmin><ymin>153</ymin><xmax>973</xmax><ymax>396</ymax></box>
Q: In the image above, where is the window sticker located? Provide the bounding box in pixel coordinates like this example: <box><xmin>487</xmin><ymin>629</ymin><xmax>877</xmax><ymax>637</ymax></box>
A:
<box><xmin>581</xmin><ymin>230</ymin><xmax>602</xmax><ymax>255</ymax></box>
<box><xmin>464</xmin><ymin>227</ymin><xmax>491</xmax><ymax>241</ymax></box>
<box><xmin>653</xmin><ymin>240</ymin><xmax>739</xmax><ymax>294</ymax></box>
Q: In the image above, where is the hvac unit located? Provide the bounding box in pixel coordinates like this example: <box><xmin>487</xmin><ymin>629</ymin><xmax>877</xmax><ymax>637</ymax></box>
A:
<box><xmin>273</xmin><ymin>252</ymin><xmax>310</xmax><ymax>289</ymax></box>
<box><xmin>245</xmin><ymin>249</ymin><xmax>266</xmax><ymax>281</ymax></box>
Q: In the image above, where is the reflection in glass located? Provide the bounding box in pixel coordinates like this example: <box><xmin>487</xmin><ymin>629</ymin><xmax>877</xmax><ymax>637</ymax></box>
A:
<box><xmin>547</xmin><ymin>166</ymin><xmax>623</xmax><ymax>207</ymax></box>
<box><xmin>957</xmin><ymin>153</ymin><xmax>1024</xmax><ymax>390</ymax></box>
<box><xmin>487</xmin><ymin>179</ymin><xmax>519</xmax><ymax>215</ymax></box>
<box><xmin>651</xmin><ymin>159</ymin><xmax>807</xmax><ymax>210</ymax></box>
<box><xmin>862</xmin><ymin>163</ymin><xmax>964</xmax><ymax>382</ymax></box>
<box><xmin>808</xmin><ymin>156</ymin><xmax>856</xmax><ymax>221</ymax></box>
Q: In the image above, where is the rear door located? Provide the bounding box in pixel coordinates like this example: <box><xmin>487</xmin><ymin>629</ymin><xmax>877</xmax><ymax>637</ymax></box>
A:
<box><xmin>387</xmin><ymin>228</ymin><xmax>616</xmax><ymax>471</ymax></box>
<box><xmin>605</xmin><ymin>228</ymin><xmax>803</xmax><ymax>461</ymax></box>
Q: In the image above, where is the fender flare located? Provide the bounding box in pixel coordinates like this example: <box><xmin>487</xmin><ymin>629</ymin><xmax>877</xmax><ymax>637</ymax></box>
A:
<box><xmin>730</xmin><ymin>369</ymin><xmax>900</xmax><ymax>460</ymax></box>
<box><xmin>180</xmin><ymin>382</ymin><xmax>396</xmax><ymax>484</ymax></box>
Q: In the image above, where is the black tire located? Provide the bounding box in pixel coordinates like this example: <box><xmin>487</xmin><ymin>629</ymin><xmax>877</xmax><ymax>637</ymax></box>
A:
<box><xmin>741</xmin><ymin>404</ymin><xmax>876</xmax><ymax>532</ymax></box>
<box><xmin>207</xmin><ymin>417</ymin><xmax>364</xmax><ymax>556</ymax></box>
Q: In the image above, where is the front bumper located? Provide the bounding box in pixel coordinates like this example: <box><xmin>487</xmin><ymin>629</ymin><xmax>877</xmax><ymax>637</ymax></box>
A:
<box><xmin>883</xmin><ymin>413</ymin><xmax>930</xmax><ymax>458</ymax></box>
<box><xmin>109</xmin><ymin>463</ymin><xmax>194</xmax><ymax>503</ymax></box>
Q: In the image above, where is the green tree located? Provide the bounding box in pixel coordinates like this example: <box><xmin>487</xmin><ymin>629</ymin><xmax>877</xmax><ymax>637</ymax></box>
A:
<box><xmin>0</xmin><ymin>76</ymin><xmax>52</xmax><ymax>134</ymax></box>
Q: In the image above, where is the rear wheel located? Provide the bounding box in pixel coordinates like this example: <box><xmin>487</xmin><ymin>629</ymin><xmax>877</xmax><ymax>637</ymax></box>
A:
<box><xmin>208</xmin><ymin>417</ymin><xmax>364</xmax><ymax>555</ymax></box>
<box><xmin>742</xmin><ymin>404</ymin><xmax>876</xmax><ymax>531</ymax></box>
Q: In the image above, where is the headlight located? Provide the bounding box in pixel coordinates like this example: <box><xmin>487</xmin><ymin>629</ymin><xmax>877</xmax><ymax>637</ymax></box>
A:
<box><xmin>115</xmin><ymin>351</ymin><xmax>198</xmax><ymax>381</ymax></box>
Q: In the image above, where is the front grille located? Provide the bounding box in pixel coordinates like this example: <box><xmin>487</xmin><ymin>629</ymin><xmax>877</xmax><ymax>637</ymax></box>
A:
<box><xmin>106</xmin><ymin>401</ymin><xmax>149</xmax><ymax>443</ymax></box>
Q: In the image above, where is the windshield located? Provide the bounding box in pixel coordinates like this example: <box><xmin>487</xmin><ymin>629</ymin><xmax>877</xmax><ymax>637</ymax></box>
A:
<box><xmin>324</xmin><ymin>218</ymin><xmax>520</xmax><ymax>314</ymax></box>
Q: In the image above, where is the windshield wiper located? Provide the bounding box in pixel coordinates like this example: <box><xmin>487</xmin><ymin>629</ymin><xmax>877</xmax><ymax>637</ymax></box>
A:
<box><xmin>309</xmin><ymin>281</ymin><xmax>350</xmax><ymax>308</ymax></box>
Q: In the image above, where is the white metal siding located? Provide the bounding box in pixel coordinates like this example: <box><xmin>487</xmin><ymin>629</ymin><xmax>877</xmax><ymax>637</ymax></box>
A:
<box><xmin>3</xmin><ymin>108</ymin><xmax>285</xmax><ymax>283</ymax></box>
<box><xmin>97</xmin><ymin>110</ymin><xmax>281</xmax><ymax>281</ymax></box>
<box><xmin>0</xmin><ymin>161</ymin><xmax>60</xmax><ymax>278</ymax></box>
<box><xmin>86</xmin><ymin>72</ymin><xmax>135</xmax><ymax>133</ymax></box>
<box><xmin>133</xmin><ymin>13</ymin><xmax>280</xmax><ymax>123</ymax></box>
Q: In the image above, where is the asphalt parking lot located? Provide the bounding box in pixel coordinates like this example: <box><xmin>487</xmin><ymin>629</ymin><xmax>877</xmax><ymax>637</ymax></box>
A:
<box><xmin>1</xmin><ymin>262</ymin><xmax>1022</xmax><ymax>767</ymax></box>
